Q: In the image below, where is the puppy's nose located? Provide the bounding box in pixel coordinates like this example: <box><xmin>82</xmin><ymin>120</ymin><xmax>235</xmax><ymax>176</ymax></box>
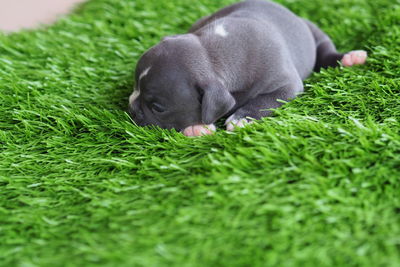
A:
<box><xmin>128</xmin><ymin>103</ymin><xmax>144</xmax><ymax>123</ymax></box>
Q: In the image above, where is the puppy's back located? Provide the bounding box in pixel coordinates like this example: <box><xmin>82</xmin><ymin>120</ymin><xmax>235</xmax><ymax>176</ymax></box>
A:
<box><xmin>190</xmin><ymin>0</ymin><xmax>316</xmax><ymax>81</ymax></box>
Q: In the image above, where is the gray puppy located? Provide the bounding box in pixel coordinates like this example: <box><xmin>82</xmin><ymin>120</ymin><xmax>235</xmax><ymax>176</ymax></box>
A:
<box><xmin>128</xmin><ymin>0</ymin><xmax>367</xmax><ymax>137</ymax></box>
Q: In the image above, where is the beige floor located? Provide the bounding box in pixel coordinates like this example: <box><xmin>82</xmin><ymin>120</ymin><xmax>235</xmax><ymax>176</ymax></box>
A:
<box><xmin>0</xmin><ymin>0</ymin><xmax>86</xmax><ymax>32</ymax></box>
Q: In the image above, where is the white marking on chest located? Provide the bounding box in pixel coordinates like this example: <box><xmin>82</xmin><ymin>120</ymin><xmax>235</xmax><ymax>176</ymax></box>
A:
<box><xmin>215</xmin><ymin>24</ymin><xmax>228</xmax><ymax>37</ymax></box>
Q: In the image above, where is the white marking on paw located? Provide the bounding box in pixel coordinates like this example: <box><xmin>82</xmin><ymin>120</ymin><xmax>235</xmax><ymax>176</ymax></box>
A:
<box><xmin>139</xmin><ymin>67</ymin><xmax>151</xmax><ymax>81</ymax></box>
<box><xmin>225</xmin><ymin>115</ymin><xmax>253</xmax><ymax>131</ymax></box>
<box><xmin>342</xmin><ymin>50</ymin><xmax>367</xmax><ymax>67</ymax></box>
<box><xmin>129</xmin><ymin>88</ymin><xmax>140</xmax><ymax>104</ymax></box>
<box><xmin>215</xmin><ymin>24</ymin><xmax>228</xmax><ymax>37</ymax></box>
<box><xmin>182</xmin><ymin>124</ymin><xmax>216</xmax><ymax>137</ymax></box>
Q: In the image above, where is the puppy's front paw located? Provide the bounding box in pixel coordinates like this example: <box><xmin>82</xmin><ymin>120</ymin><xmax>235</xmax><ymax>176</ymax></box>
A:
<box><xmin>225</xmin><ymin>115</ymin><xmax>253</xmax><ymax>131</ymax></box>
<box><xmin>341</xmin><ymin>50</ymin><xmax>367</xmax><ymax>67</ymax></box>
<box><xmin>183</xmin><ymin>124</ymin><xmax>216</xmax><ymax>137</ymax></box>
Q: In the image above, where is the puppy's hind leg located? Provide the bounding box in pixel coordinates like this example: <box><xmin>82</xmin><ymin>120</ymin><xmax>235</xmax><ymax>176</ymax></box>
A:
<box><xmin>304</xmin><ymin>19</ymin><xmax>367</xmax><ymax>71</ymax></box>
<box><xmin>226</xmin><ymin>78</ymin><xmax>303</xmax><ymax>131</ymax></box>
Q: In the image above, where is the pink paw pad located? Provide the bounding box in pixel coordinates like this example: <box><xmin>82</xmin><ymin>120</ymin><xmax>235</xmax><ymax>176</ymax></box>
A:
<box><xmin>341</xmin><ymin>50</ymin><xmax>368</xmax><ymax>67</ymax></box>
<box><xmin>183</xmin><ymin>124</ymin><xmax>216</xmax><ymax>137</ymax></box>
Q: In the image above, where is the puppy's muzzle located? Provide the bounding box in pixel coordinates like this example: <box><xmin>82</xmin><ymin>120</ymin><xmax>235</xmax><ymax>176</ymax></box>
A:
<box><xmin>128</xmin><ymin>102</ymin><xmax>145</xmax><ymax>125</ymax></box>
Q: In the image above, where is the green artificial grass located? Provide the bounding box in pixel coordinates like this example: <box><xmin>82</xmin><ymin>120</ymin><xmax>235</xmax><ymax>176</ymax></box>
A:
<box><xmin>1</xmin><ymin>0</ymin><xmax>400</xmax><ymax>266</ymax></box>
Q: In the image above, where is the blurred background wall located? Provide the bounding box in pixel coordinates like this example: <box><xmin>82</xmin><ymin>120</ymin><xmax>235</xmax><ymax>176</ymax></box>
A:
<box><xmin>0</xmin><ymin>0</ymin><xmax>86</xmax><ymax>32</ymax></box>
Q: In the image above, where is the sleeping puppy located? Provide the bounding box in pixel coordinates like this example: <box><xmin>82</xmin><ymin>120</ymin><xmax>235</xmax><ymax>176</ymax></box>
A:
<box><xmin>128</xmin><ymin>0</ymin><xmax>367</xmax><ymax>137</ymax></box>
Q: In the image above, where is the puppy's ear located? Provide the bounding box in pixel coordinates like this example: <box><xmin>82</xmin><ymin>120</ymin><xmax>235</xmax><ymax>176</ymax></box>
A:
<box><xmin>200</xmin><ymin>81</ymin><xmax>236</xmax><ymax>124</ymax></box>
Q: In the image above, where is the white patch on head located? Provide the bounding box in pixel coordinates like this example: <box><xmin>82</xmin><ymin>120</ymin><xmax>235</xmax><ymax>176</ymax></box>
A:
<box><xmin>139</xmin><ymin>67</ymin><xmax>151</xmax><ymax>81</ymax></box>
<box><xmin>129</xmin><ymin>88</ymin><xmax>140</xmax><ymax>104</ymax></box>
<box><xmin>130</xmin><ymin>66</ymin><xmax>151</xmax><ymax>105</ymax></box>
<box><xmin>215</xmin><ymin>24</ymin><xmax>228</xmax><ymax>37</ymax></box>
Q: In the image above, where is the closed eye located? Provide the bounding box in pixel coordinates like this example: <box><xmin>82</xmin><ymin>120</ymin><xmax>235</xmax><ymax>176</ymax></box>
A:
<box><xmin>150</xmin><ymin>102</ymin><xmax>166</xmax><ymax>113</ymax></box>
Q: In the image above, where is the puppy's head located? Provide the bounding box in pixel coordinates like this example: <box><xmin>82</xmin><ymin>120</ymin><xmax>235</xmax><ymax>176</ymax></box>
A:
<box><xmin>128</xmin><ymin>34</ymin><xmax>235</xmax><ymax>131</ymax></box>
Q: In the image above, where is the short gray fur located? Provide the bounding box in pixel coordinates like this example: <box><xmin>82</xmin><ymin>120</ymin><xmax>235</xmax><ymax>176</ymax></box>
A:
<box><xmin>129</xmin><ymin>0</ymin><xmax>344</xmax><ymax>130</ymax></box>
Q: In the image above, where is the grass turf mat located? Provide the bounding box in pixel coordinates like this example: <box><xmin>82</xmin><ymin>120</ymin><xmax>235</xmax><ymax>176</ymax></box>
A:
<box><xmin>1</xmin><ymin>0</ymin><xmax>400</xmax><ymax>266</ymax></box>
